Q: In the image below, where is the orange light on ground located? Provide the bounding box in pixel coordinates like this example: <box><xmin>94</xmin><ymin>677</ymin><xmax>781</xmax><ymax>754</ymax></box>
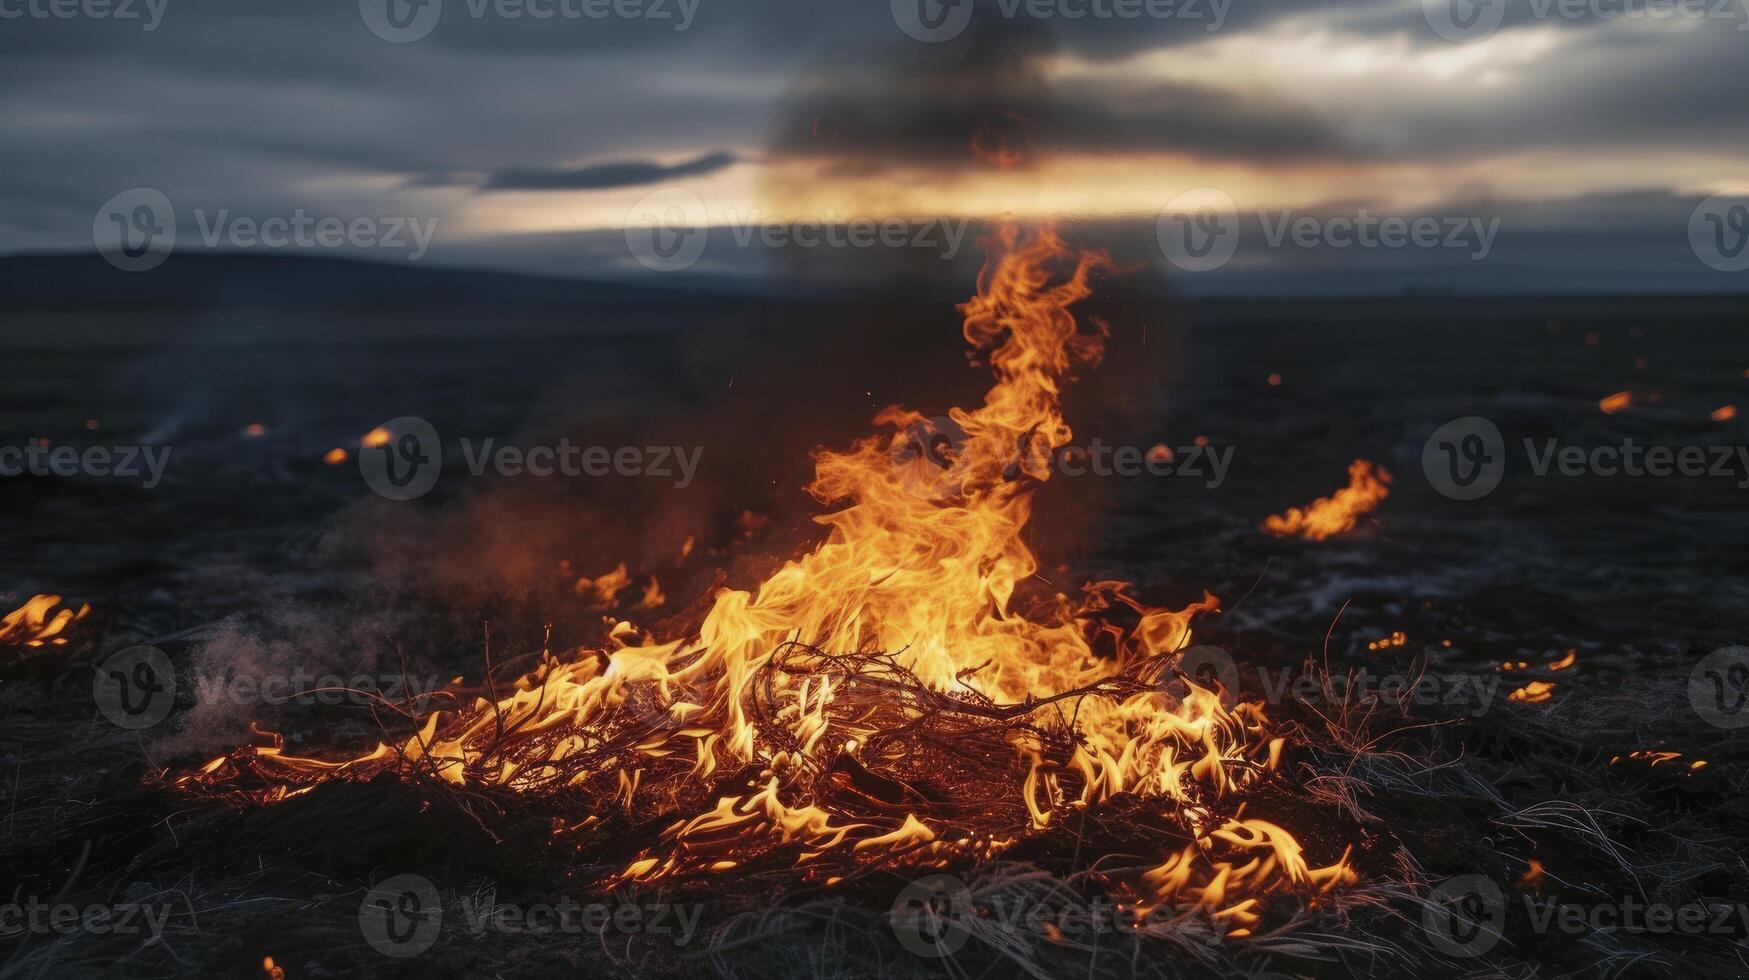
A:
<box><xmin>323</xmin><ymin>448</ymin><xmax>349</xmax><ymax>466</ymax></box>
<box><xmin>1598</xmin><ymin>391</ymin><xmax>1633</xmax><ymax>414</ymax></box>
<box><xmin>361</xmin><ymin>427</ymin><xmax>392</xmax><ymax>448</ymax></box>
<box><xmin>1712</xmin><ymin>404</ymin><xmax>1738</xmax><ymax>422</ymax></box>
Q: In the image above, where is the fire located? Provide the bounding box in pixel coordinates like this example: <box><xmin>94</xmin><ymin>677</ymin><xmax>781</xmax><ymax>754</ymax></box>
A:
<box><xmin>1509</xmin><ymin>680</ymin><xmax>1556</xmax><ymax>704</ymax></box>
<box><xmin>1262</xmin><ymin>460</ymin><xmax>1391</xmax><ymax>542</ymax></box>
<box><xmin>1599</xmin><ymin>391</ymin><xmax>1633</xmax><ymax>414</ymax></box>
<box><xmin>178</xmin><ymin>224</ymin><xmax>1353</xmax><ymax>936</ymax></box>
<box><xmin>1712</xmin><ymin>404</ymin><xmax>1738</xmax><ymax>422</ymax></box>
<box><xmin>0</xmin><ymin>594</ymin><xmax>90</xmax><ymax>648</ymax></box>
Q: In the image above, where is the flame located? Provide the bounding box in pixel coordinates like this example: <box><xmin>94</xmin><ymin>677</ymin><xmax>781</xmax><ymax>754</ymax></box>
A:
<box><xmin>1262</xmin><ymin>461</ymin><xmax>1391</xmax><ymax>542</ymax></box>
<box><xmin>1508</xmin><ymin>680</ymin><xmax>1556</xmax><ymax>703</ymax></box>
<box><xmin>177</xmin><ymin>224</ymin><xmax>1352</xmax><ymax>933</ymax></box>
<box><xmin>0</xmin><ymin>594</ymin><xmax>89</xmax><ymax>648</ymax></box>
<box><xmin>1599</xmin><ymin>391</ymin><xmax>1633</xmax><ymax>414</ymax></box>
<box><xmin>262</xmin><ymin>956</ymin><xmax>285</xmax><ymax>980</ymax></box>
<box><xmin>1712</xmin><ymin>404</ymin><xmax>1738</xmax><ymax>423</ymax></box>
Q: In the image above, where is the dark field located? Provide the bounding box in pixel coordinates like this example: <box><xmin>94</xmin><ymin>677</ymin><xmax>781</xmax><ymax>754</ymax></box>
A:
<box><xmin>3</xmin><ymin>284</ymin><xmax>1747</xmax><ymax>978</ymax></box>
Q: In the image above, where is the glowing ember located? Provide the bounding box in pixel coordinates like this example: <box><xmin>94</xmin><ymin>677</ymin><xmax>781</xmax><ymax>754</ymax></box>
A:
<box><xmin>0</xmin><ymin>594</ymin><xmax>90</xmax><ymax>648</ymax></box>
<box><xmin>1598</xmin><ymin>391</ymin><xmax>1633</xmax><ymax>414</ymax></box>
<box><xmin>1366</xmin><ymin>631</ymin><xmax>1406</xmax><ymax>652</ymax></box>
<box><xmin>361</xmin><ymin>426</ymin><xmax>392</xmax><ymax>448</ymax></box>
<box><xmin>1712</xmin><ymin>404</ymin><xmax>1738</xmax><ymax>422</ymax></box>
<box><xmin>1262</xmin><ymin>460</ymin><xmax>1391</xmax><ymax>542</ymax></box>
<box><xmin>323</xmin><ymin>447</ymin><xmax>349</xmax><ymax>465</ymax></box>
<box><xmin>1508</xmin><ymin>680</ymin><xmax>1556</xmax><ymax>703</ymax></box>
<box><xmin>176</xmin><ymin>224</ymin><xmax>1354</xmax><ymax>934</ymax></box>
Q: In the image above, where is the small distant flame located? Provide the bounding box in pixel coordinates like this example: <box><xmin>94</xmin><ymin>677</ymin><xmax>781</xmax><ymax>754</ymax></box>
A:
<box><xmin>243</xmin><ymin>423</ymin><xmax>268</xmax><ymax>438</ymax></box>
<box><xmin>323</xmin><ymin>448</ymin><xmax>349</xmax><ymax>466</ymax></box>
<box><xmin>361</xmin><ymin>427</ymin><xmax>392</xmax><ymax>448</ymax></box>
<box><xmin>1598</xmin><ymin>391</ymin><xmax>1633</xmax><ymax>414</ymax></box>
<box><xmin>0</xmin><ymin>594</ymin><xmax>90</xmax><ymax>648</ymax></box>
<box><xmin>1508</xmin><ymin>680</ymin><xmax>1556</xmax><ymax>704</ymax></box>
<box><xmin>1548</xmin><ymin>649</ymin><xmax>1577</xmax><ymax>670</ymax></box>
<box><xmin>1712</xmin><ymin>404</ymin><xmax>1738</xmax><ymax>422</ymax></box>
<box><xmin>1263</xmin><ymin>461</ymin><xmax>1391</xmax><ymax>542</ymax></box>
<box><xmin>1519</xmin><ymin>858</ymin><xmax>1544</xmax><ymax>889</ymax></box>
<box><xmin>262</xmin><ymin>956</ymin><xmax>285</xmax><ymax>979</ymax></box>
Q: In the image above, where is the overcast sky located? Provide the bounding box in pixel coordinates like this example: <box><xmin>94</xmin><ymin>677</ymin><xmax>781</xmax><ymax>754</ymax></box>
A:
<box><xmin>4</xmin><ymin>0</ymin><xmax>1748</xmax><ymax>293</ymax></box>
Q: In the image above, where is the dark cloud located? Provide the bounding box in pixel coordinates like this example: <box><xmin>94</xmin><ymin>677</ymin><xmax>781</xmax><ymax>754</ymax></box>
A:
<box><xmin>478</xmin><ymin>150</ymin><xmax>738</xmax><ymax>190</ymax></box>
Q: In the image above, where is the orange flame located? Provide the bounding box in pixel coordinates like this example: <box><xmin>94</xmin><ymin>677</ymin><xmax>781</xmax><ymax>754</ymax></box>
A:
<box><xmin>1262</xmin><ymin>461</ymin><xmax>1391</xmax><ymax>542</ymax></box>
<box><xmin>0</xmin><ymin>594</ymin><xmax>89</xmax><ymax>648</ymax></box>
<box><xmin>178</xmin><ymin>224</ymin><xmax>1352</xmax><ymax>931</ymax></box>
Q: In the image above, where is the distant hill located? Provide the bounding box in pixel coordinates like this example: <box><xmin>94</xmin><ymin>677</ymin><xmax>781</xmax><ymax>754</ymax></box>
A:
<box><xmin>0</xmin><ymin>251</ymin><xmax>737</xmax><ymax>310</ymax></box>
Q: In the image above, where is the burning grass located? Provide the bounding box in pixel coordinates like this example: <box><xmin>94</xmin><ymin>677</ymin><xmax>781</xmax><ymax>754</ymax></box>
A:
<box><xmin>172</xmin><ymin>224</ymin><xmax>1367</xmax><ymax>946</ymax></box>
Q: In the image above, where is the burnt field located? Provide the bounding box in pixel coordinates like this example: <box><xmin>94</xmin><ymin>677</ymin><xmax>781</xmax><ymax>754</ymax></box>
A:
<box><xmin>2</xmin><ymin>276</ymin><xmax>1748</xmax><ymax>980</ymax></box>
